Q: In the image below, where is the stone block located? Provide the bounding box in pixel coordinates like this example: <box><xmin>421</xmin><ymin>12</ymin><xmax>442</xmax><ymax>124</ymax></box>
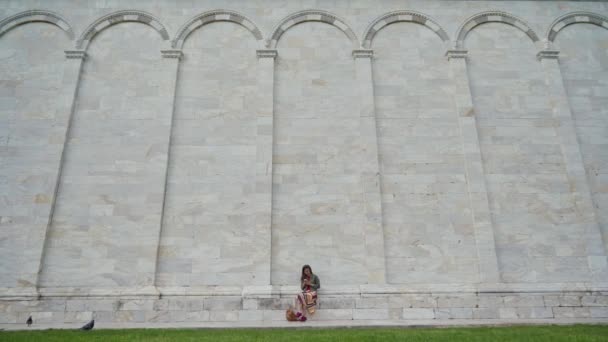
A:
<box><xmin>257</xmin><ymin>297</ymin><xmax>289</xmax><ymax>310</ymax></box>
<box><xmin>353</xmin><ymin>308</ymin><xmax>389</xmax><ymax>320</ymax></box>
<box><xmin>356</xmin><ymin>297</ymin><xmax>389</xmax><ymax>309</ymax></box>
<box><xmin>590</xmin><ymin>307</ymin><xmax>608</xmax><ymax>318</ymax></box>
<box><xmin>204</xmin><ymin>297</ymin><xmax>242</xmax><ymax>310</ymax></box>
<box><xmin>262</xmin><ymin>310</ymin><xmax>285</xmax><ymax>321</ymax></box>
<box><xmin>581</xmin><ymin>295</ymin><xmax>608</xmax><ymax>306</ymax></box>
<box><xmin>502</xmin><ymin>295</ymin><xmax>544</xmax><ymax>308</ymax></box>
<box><xmin>400</xmin><ymin>295</ymin><xmax>438</xmax><ymax>308</ymax></box>
<box><xmin>0</xmin><ymin>312</ymin><xmax>18</xmax><ymax>323</ymax></box>
<box><xmin>436</xmin><ymin>295</ymin><xmax>477</xmax><ymax>308</ymax></box>
<box><xmin>552</xmin><ymin>307</ymin><xmax>591</xmax><ymax>318</ymax></box>
<box><xmin>93</xmin><ymin>311</ymin><xmax>114</xmax><ymax>322</ymax></box>
<box><xmin>113</xmin><ymin>310</ymin><xmax>145</xmax><ymax>323</ymax></box>
<box><xmin>243</xmin><ymin>298</ymin><xmax>258</xmax><ymax>310</ymax></box>
<box><xmin>209</xmin><ymin>310</ymin><xmax>239</xmax><ymax>321</ymax></box>
<box><xmin>16</xmin><ymin>300</ymin><xmax>66</xmax><ymax>312</ymax></box>
<box><xmin>145</xmin><ymin>310</ymin><xmax>172</xmax><ymax>323</ymax></box>
<box><xmin>238</xmin><ymin>310</ymin><xmax>265</xmax><ymax>321</ymax></box>
<box><xmin>319</xmin><ymin>297</ymin><xmax>356</xmax><ymax>309</ymax></box>
<box><xmin>185</xmin><ymin>311</ymin><xmax>210</xmax><ymax>321</ymax></box>
<box><xmin>477</xmin><ymin>295</ymin><xmax>503</xmax><ymax>308</ymax></box>
<box><xmin>435</xmin><ymin>308</ymin><xmax>473</xmax><ymax>319</ymax></box>
<box><xmin>66</xmin><ymin>299</ymin><xmax>115</xmax><ymax>312</ymax></box>
<box><xmin>402</xmin><ymin>308</ymin><xmax>435</xmax><ymax>320</ymax></box>
<box><xmin>473</xmin><ymin>307</ymin><xmax>500</xmax><ymax>319</ymax></box>
<box><xmin>117</xmin><ymin>299</ymin><xmax>154</xmax><ymax>311</ymax></box>
<box><xmin>315</xmin><ymin>309</ymin><xmax>354</xmax><ymax>320</ymax></box>
<box><xmin>543</xmin><ymin>295</ymin><xmax>560</xmax><ymax>307</ymax></box>
<box><xmin>64</xmin><ymin>311</ymin><xmax>93</xmax><ymax>323</ymax></box>
<box><xmin>558</xmin><ymin>295</ymin><xmax>582</xmax><ymax>307</ymax></box>
<box><xmin>498</xmin><ymin>308</ymin><xmax>518</xmax><ymax>319</ymax></box>
<box><xmin>515</xmin><ymin>307</ymin><xmax>553</xmax><ymax>319</ymax></box>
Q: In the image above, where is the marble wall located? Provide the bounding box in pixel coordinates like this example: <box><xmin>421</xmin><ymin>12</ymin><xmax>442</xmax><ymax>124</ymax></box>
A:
<box><xmin>0</xmin><ymin>1</ymin><xmax>607</xmax><ymax>297</ymax></box>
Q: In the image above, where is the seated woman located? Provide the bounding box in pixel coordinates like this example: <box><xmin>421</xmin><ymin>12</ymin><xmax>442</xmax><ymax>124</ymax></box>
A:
<box><xmin>294</xmin><ymin>264</ymin><xmax>320</xmax><ymax>321</ymax></box>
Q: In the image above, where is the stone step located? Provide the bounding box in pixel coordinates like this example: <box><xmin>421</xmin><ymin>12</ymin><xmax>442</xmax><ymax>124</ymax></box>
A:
<box><xmin>2</xmin><ymin>318</ymin><xmax>608</xmax><ymax>331</ymax></box>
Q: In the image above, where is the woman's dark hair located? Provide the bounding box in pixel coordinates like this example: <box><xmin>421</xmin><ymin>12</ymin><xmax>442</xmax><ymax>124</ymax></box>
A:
<box><xmin>301</xmin><ymin>264</ymin><xmax>313</xmax><ymax>281</ymax></box>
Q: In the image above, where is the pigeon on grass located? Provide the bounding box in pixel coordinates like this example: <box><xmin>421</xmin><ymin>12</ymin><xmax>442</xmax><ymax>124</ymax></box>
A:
<box><xmin>81</xmin><ymin>319</ymin><xmax>94</xmax><ymax>331</ymax></box>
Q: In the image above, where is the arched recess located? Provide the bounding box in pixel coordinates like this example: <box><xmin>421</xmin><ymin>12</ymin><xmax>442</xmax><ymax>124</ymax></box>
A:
<box><xmin>369</xmin><ymin>12</ymin><xmax>474</xmax><ymax>284</ymax></box>
<box><xmin>548</xmin><ymin>11</ymin><xmax>608</xmax><ymax>43</ymax></box>
<box><xmin>0</xmin><ymin>9</ymin><xmax>74</xmax><ymax>39</ymax></box>
<box><xmin>455</xmin><ymin>11</ymin><xmax>539</xmax><ymax>48</ymax></box>
<box><xmin>362</xmin><ymin>10</ymin><xmax>449</xmax><ymax>48</ymax></box>
<box><xmin>76</xmin><ymin>10</ymin><xmax>169</xmax><ymax>50</ymax></box>
<box><xmin>172</xmin><ymin>9</ymin><xmax>264</xmax><ymax>49</ymax></box>
<box><xmin>268</xmin><ymin>9</ymin><xmax>358</xmax><ymax>49</ymax></box>
<box><xmin>552</xmin><ymin>13</ymin><xmax>608</xmax><ymax>263</ymax></box>
<box><xmin>156</xmin><ymin>16</ymin><xmax>263</xmax><ymax>287</ymax></box>
<box><xmin>465</xmin><ymin>16</ymin><xmax>591</xmax><ymax>283</ymax></box>
<box><xmin>0</xmin><ymin>10</ymin><xmax>72</xmax><ymax>289</ymax></box>
<box><xmin>39</xmin><ymin>16</ymin><xmax>169</xmax><ymax>288</ymax></box>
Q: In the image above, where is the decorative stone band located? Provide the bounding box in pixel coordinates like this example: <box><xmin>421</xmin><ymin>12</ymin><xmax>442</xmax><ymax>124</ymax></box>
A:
<box><xmin>537</xmin><ymin>50</ymin><xmax>560</xmax><ymax>61</ymax></box>
<box><xmin>161</xmin><ymin>49</ymin><xmax>183</xmax><ymax>59</ymax></box>
<box><xmin>445</xmin><ymin>49</ymin><xmax>468</xmax><ymax>60</ymax></box>
<box><xmin>455</xmin><ymin>11</ymin><xmax>539</xmax><ymax>49</ymax></box>
<box><xmin>256</xmin><ymin>49</ymin><xmax>278</xmax><ymax>59</ymax></box>
<box><xmin>172</xmin><ymin>10</ymin><xmax>263</xmax><ymax>49</ymax></box>
<box><xmin>76</xmin><ymin>10</ymin><xmax>169</xmax><ymax>50</ymax></box>
<box><xmin>548</xmin><ymin>12</ymin><xmax>608</xmax><ymax>42</ymax></box>
<box><xmin>362</xmin><ymin>10</ymin><xmax>449</xmax><ymax>49</ymax></box>
<box><xmin>0</xmin><ymin>10</ymin><xmax>74</xmax><ymax>39</ymax></box>
<box><xmin>268</xmin><ymin>10</ymin><xmax>358</xmax><ymax>49</ymax></box>
<box><xmin>352</xmin><ymin>49</ymin><xmax>374</xmax><ymax>59</ymax></box>
<box><xmin>64</xmin><ymin>50</ymin><xmax>87</xmax><ymax>60</ymax></box>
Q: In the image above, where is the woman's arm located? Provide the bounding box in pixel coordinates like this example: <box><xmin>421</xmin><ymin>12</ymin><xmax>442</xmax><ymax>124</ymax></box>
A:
<box><xmin>311</xmin><ymin>275</ymin><xmax>320</xmax><ymax>291</ymax></box>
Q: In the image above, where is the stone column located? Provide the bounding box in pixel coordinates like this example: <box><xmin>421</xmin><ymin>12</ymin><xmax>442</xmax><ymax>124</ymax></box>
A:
<box><xmin>446</xmin><ymin>49</ymin><xmax>500</xmax><ymax>284</ymax></box>
<box><xmin>32</xmin><ymin>50</ymin><xmax>86</xmax><ymax>295</ymax></box>
<box><xmin>152</xmin><ymin>49</ymin><xmax>182</xmax><ymax>290</ymax></box>
<box><xmin>255</xmin><ymin>49</ymin><xmax>277</xmax><ymax>285</ymax></box>
<box><xmin>537</xmin><ymin>50</ymin><xmax>608</xmax><ymax>280</ymax></box>
<box><xmin>353</xmin><ymin>49</ymin><xmax>386</xmax><ymax>284</ymax></box>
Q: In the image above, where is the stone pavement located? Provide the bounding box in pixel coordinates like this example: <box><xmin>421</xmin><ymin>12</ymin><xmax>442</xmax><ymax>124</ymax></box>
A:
<box><xmin>2</xmin><ymin>318</ymin><xmax>607</xmax><ymax>331</ymax></box>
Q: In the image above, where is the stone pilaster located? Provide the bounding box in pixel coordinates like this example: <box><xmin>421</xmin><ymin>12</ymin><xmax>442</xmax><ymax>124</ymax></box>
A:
<box><xmin>152</xmin><ymin>49</ymin><xmax>182</xmax><ymax>288</ymax></box>
<box><xmin>256</xmin><ymin>49</ymin><xmax>277</xmax><ymax>285</ymax></box>
<box><xmin>537</xmin><ymin>49</ymin><xmax>608</xmax><ymax>281</ymax></box>
<box><xmin>353</xmin><ymin>49</ymin><xmax>386</xmax><ymax>284</ymax></box>
<box><xmin>446</xmin><ymin>49</ymin><xmax>500</xmax><ymax>284</ymax></box>
<box><xmin>34</xmin><ymin>50</ymin><xmax>87</xmax><ymax>294</ymax></box>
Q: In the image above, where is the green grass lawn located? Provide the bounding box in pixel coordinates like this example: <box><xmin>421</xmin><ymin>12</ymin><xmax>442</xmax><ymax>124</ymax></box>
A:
<box><xmin>1</xmin><ymin>325</ymin><xmax>607</xmax><ymax>342</ymax></box>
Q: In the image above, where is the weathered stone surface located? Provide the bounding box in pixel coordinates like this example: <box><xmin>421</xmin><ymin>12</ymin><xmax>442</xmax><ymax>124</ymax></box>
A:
<box><xmin>353</xmin><ymin>309</ymin><xmax>389</xmax><ymax>320</ymax></box>
<box><xmin>435</xmin><ymin>308</ymin><xmax>473</xmax><ymax>319</ymax></box>
<box><xmin>0</xmin><ymin>0</ymin><xmax>608</xmax><ymax>326</ymax></box>
<box><xmin>402</xmin><ymin>308</ymin><xmax>436</xmax><ymax>320</ymax></box>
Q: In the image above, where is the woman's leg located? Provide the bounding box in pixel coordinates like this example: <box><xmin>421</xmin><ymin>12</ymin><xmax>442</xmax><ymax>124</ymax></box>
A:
<box><xmin>295</xmin><ymin>293</ymin><xmax>307</xmax><ymax>318</ymax></box>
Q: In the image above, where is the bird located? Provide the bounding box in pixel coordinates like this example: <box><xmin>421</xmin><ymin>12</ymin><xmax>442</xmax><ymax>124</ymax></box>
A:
<box><xmin>26</xmin><ymin>316</ymin><xmax>32</xmax><ymax>327</ymax></box>
<box><xmin>80</xmin><ymin>319</ymin><xmax>94</xmax><ymax>331</ymax></box>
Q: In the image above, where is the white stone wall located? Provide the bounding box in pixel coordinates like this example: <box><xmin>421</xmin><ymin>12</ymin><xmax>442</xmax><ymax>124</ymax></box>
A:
<box><xmin>372</xmin><ymin>22</ymin><xmax>478</xmax><ymax>284</ymax></box>
<box><xmin>39</xmin><ymin>23</ymin><xmax>170</xmax><ymax>287</ymax></box>
<box><xmin>272</xmin><ymin>22</ymin><xmax>374</xmax><ymax>285</ymax></box>
<box><xmin>1</xmin><ymin>0</ymin><xmax>608</xmax><ymax>324</ymax></box>
<box><xmin>0</xmin><ymin>23</ymin><xmax>69</xmax><ymax>288</ymax></box>
<box><xmin>157</xmin><ymin>22</ymin><xmax>263</xmax><ymax>287</ymax></box>
<box><xmin>556</xmin><ymin>23</ymin><xmax>608</xmax><ymax>266</ymax></box>
<box><xmin>467</xmin><ymin>23</ymin><xmax>591</xmax><ymax>283</ymax></box>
